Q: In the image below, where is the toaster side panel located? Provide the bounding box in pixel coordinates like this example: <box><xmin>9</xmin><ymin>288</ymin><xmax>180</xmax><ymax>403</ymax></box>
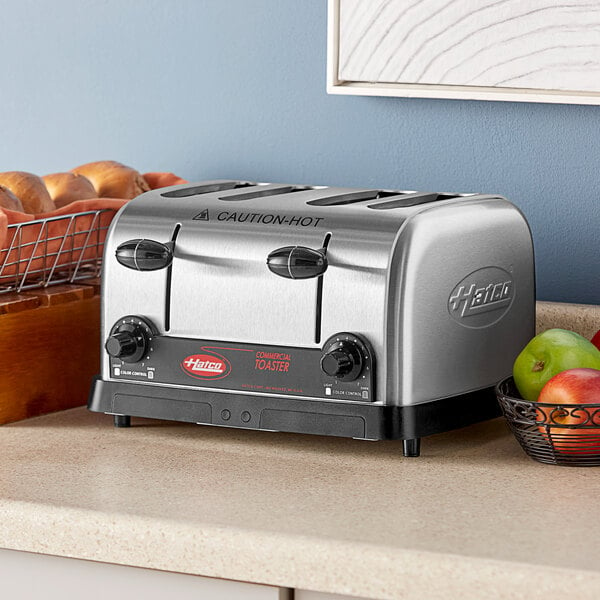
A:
<box><xmin>386</xmin><ymin>197</ymin><xmax>535</xmax><ymax>406</ymax></box>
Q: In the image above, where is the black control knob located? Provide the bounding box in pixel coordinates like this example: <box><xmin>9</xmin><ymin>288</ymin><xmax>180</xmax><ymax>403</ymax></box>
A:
<box><xmin>320</xmin><ymin>340</ymin><xmax>363</xmax><ymax>381</ymax></box>
<box><xmin>105</xmin><ymin>331</ymin><xmax>138</xmax><ymax>359</ymax></box>
<box><xmin>105</xmin><ymin>320</ymin><xmax>151</xmax><ymax>363</ymax></box>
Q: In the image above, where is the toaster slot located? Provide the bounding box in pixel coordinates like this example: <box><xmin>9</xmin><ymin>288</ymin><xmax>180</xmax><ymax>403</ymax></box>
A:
<box><xmin>374</xmin><ymin>190</ymin><xmax>415</xmax><ymax>198</ymax></box>
<box><xmin>367</xmin><ymin>192</ymin><xmax>461</xmax><ymax>209</ymax></box>
<box><xmin>218</xmin><ymin>185</ymin><xmax>299</xmax><ymax>201</ymax></box>
<box><xmin>161</xmin><ymin>181</ymin><xmax>252</xmax><ymax>198</ymax></box>
<box><xmin>306</xmin><ymin>189</ymin><xmax>380</xmax><ymax>206</ymax></box>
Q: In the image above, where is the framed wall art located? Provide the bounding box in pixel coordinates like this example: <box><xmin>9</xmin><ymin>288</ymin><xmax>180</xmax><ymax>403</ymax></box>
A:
<box><xmin>328</xmin><ymin>0</ymin><xmax>600</xmax><ymax>104</ymax></box>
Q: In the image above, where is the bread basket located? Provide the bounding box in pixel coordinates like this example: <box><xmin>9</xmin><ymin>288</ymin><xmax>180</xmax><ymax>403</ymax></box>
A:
<box><xmin>0</xmin><ymin>198</ymin><xmax>126</xmax><ymax>293</ymax></box>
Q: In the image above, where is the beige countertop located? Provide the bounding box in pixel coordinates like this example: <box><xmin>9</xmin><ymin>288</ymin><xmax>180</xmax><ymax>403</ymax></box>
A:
<box><xmin>536</xmin><ymin>300</ymin><xmax>600</xmax><ymax>340</ymax></box>
<box><xmin>1</xmin><ymin>407</ymin><xmax>600</xmax><ymax>600</ymax></box>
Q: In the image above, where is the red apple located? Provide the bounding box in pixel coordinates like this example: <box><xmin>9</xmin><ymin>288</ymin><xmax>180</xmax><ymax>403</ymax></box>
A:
<box><xmin>592</xmin><ymin>329</ymin><xmax>600</xmax><ymax>352</ymax></box>
<box><xmin>537</xmin><ymin>368</ymin><xmax>600</xmax><ymax>455</ymax></box>
<box><xmin>539</xmin><ymin>368</ymin><xmax>600</xmax><ymax>404</ymax></box>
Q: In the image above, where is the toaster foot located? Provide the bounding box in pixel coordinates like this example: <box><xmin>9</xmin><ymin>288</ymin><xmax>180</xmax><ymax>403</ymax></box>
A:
<box><xmin>402</xmin><ymin>438</ymin><xmax>421</xmax><ymax>457</ymax></box>
<box><xmin>113</xmin><ymin>415</ymin><xmax>131</xmax><ymax>428</ymax></box>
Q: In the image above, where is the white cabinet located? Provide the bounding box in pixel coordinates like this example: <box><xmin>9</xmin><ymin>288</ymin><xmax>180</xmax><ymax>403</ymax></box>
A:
<box><xmin>0</xmin><ymin>549</ymin><xmax>386</xmax><ymax>600</ymax></box>
<box><xmin>0</xmin><ymin>549</ymin><xmax>289</xmax><ymax>600</ymax></box>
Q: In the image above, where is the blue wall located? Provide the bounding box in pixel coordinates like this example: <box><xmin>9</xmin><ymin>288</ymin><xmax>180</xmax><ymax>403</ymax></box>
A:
<box><xmin>1</xmin><ymin>1</ymin><xmax>598</xmax><ymax>303</ymax></box>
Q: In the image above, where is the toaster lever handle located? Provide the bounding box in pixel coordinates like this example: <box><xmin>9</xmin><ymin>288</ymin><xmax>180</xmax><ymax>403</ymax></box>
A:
<box><xmin>267</xmin><ymin>246</ymin><xmax>328</xmax><ymax>279</ymax></box>
<box><xmin>116</xmin><ymin>239</ymin><xmax>174</xmax><ymax>271</ymax></box>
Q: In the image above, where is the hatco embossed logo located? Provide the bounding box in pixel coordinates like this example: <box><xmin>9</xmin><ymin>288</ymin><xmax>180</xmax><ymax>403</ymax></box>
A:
<box><xmin>448</xmin><ymin>267</ymin><xmax>514</xmax><ymax>328</ymax></box>
<box><xmin>181</xmin><ymin>353</ymin><xmax>231</xmax><ymax>379</ymax></box>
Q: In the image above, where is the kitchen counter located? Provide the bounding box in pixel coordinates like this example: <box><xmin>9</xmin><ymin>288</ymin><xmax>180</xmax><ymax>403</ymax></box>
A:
<box><xmin>1</xmin><ymin>408</ymin><xmax>600</xmax><ymax>600</ymax></box>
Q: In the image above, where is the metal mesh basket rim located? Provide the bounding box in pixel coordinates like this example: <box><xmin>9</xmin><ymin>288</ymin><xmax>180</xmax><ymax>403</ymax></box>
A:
<box><xmin>0</xmin><ymin>208</ymin><xmax>114</xmax><ymax>294</ymax></box>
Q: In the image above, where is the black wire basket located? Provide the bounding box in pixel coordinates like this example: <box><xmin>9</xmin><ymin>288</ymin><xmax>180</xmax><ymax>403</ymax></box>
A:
<box><xmin>0</xmin><ymin>209</ymin><xmax>116</xmax><ymax>294</ymax></box>
<box><xmin>496</xmin><ymin>377</ymin><xmax>600</xmax><ymax>466</ymax></box>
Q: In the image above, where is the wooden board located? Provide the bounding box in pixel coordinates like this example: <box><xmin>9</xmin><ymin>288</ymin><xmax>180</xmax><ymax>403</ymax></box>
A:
<box><xmin>329</xmin><ymin>0</ymin><xmax>600</xmax><ymax>104</ymax></box>
<box><xmin>0</xmin><ymin>285</ymin><xmax>100</xmax><ymax>425</ymax></box>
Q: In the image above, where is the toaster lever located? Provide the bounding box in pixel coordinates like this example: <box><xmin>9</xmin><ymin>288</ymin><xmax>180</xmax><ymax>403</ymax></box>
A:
<box><xmin>116</xmin><ymin>239</ymin><xmax>174</xmax><ymax>271</ymax></box>
<box><xmin>267</xmin><ymin>246</ymin><xmax>328</xmax><ymax>279</ymax></box>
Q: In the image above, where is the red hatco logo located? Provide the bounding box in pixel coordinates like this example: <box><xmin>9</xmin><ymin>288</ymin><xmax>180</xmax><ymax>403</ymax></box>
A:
<box><xmin>181</xmin><ymin>353</ymin><xmax>231</xmax><ymax>380</ymax></box>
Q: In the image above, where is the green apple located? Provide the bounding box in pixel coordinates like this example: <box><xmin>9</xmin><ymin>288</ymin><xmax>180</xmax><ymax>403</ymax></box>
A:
<box><xmin>513</xmin><ymin>328</ymin><xmax>600</xmax><ymax>401</ymax></box>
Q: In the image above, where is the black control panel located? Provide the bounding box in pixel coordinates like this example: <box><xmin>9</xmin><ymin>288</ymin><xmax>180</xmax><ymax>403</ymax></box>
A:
<box><xmin>106</xmin><ymin>318</ymin><xmax>375</xmax><ymax>402</ymax></box>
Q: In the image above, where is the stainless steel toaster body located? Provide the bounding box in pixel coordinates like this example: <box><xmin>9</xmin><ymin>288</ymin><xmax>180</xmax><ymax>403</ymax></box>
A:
<box><xmin>89</xmin><ymin>181</ymin><xmax>535</xmax><ymax>456</ymax></box>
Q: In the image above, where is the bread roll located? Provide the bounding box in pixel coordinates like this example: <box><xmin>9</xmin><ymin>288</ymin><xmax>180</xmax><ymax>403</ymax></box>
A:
<box><xmin>72</xmin><ymin>160</ymin><xmax>150</xmax><ymax>199</ymax></box>
<box><xmin>0</xmin><ymin>172</ymin><xmax>54</xmax><ymax>214</ymax></box>
<box><xmin>143</xmin><ymin>172</ymin><xmax>188</xmax><ymax>189</ymax></box>
<box><xmin>0</xmin><ymin>185</ymin><xmax>24</xmax><ymax>212</ymax></box>
<box><xmin>43</xmin><ymin>172</ymin><xmax>97</xmax><ymax>209</ymax></box>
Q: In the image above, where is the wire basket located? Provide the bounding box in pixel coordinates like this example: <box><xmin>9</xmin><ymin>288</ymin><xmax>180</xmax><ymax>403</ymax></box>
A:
<box><xmin>496</xmin><ymin>377</ymin><xmax>600</xmax><ymax>467</ymax></box>
<box><xmin>0</xmin><ymin>209</ymin><xmax>116</xmax><ymax>294</ymax></box>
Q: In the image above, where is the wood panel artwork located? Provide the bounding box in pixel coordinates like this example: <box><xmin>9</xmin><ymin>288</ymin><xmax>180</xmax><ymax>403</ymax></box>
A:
<box><xmin>332</xmin><ymin>0</ymin><xmax>600</xmax><ymax>103</ymax></box>
<box><xmin>0</xmin><ymin>283</ymin><xmax>100</xmax><ymax>425</ymax></box>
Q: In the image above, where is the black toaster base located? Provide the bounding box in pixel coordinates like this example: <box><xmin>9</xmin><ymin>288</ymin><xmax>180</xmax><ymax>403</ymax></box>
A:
<box><xmin>88</xmin><ymin>377</ymin><xmax>501</xmax><ymax>457</ymax></box>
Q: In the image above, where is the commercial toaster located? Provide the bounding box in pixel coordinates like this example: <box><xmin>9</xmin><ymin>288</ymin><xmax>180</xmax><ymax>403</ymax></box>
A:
<box><xmin>88</xmin><ymin>180</ymin><xmax>535</xmax><ymax>456</ymax></box>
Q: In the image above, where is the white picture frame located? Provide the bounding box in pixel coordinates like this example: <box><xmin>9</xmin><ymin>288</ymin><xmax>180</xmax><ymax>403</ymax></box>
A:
<box><xmin>327</xmin><ymin>0</ymin><xmax>600</xmax><ymax>105</ymax></box>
